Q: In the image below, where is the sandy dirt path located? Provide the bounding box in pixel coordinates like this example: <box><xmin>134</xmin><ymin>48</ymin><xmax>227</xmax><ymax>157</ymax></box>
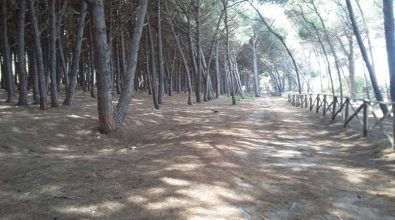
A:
<box><xmin>0</xmin><ymin>93</ymin><xmax>394</xmax><ymax>220</ymax></box>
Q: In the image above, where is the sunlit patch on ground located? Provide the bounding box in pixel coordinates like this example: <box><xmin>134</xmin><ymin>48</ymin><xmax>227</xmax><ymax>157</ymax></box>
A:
<box><xmin>0</xmin><ymin>93</ymin><xmax>394</xmax><ymax>219</ymax></box>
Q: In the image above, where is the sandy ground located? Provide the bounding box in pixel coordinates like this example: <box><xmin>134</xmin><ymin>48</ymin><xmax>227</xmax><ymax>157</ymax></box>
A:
<box><xmin>0</xmin><ymin>91</ymin><xmax>394</xmax><ymax>220</ymax></box>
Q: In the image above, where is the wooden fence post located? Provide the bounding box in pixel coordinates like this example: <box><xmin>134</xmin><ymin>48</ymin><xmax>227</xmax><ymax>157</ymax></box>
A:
<box><xmin>363</xmin><ymin>101</ymin><xmax>368</xmax><ymax>137</ymax></box>
<box><xmin>296</xmin><ymin>95</ymin><xmax>299</xmax><ymax>107</ymax></box>
<box><xmin>316</xmin><ymin>94</ymin><xmax>320</xmax><ymax>113</ymax></box>
<box><xmin>344</xmin><ymin>98</ymin><xmax>349</xmax><ymax>123</ymax></box>
<box><xmin>292</xmin><ymin>95</ymin><xmax>295</xmax><ymax>106</ymax></box>
<box><xmin>309</xmin><ymin>94</ymin><xmax>313</xmax><ymax>111</ymax></box>
<box><xmin>323</xmin><ymin>95</ymin><xmax>327</xmax><ymax>116</ymax></box>
<box><xmin>305</xmin><ymin>95</ymin><xmax>308</xmax><ymax>108</ymax></box>
<box><xmin>332</xmin><ymin>96</ymin><xmax>337</xmax><ymax>120</ymax></box>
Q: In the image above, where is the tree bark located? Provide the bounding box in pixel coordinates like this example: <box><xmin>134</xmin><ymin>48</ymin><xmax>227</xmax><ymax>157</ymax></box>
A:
<box><xmin>166</xmin><ymin>1</ymin><xmax>192</xmax><ymax>105</ymax></box>
<box><xmin>250</xmin><ymin>35</ymin><xmax>260</xmax><ymax>97</ymax></box>
<box><xmin>196</xmin><ymin>0</ymin><xmax>202</xmax><ymax>103</ymax></box>
<box><xmin>89</xmin><ymin>25</ymin><xmax>96</xmax><ymax>98</ymax></box>
<box><xmin>157</xmin><ymin>0</ymin><xmax>165</xmax><ymax>104</ymax></box>
<box><xmin>49</xmin><ymin>0</ymin><xmax>59</xmax><ymax>106</ymax></box>
<box><xmin>223</xmin><ymin>0</ymin><xmax>236</xmax><ymax>105</ymax></box>
<box><xmin>112</xmin><ymin>0</ymin><xmax>148</xmax><ymax>126</ymax></box>
<box><xmin>28</xmin><ymin>0</ymin><xmax>48</xmax><ymax>110</ymax></box>
<box><xmin>63</xmin><ymin>0</ymin><xmax>87</xmax><ymax>105</ymax></box>
<box><xmin>147</xmin><ymin>16</ymin><xmax>160</xmax><ymax>110</ymax></box>
<box><xmin>17</xmin><ymin>0</ymin><xmax>28</xmax><ymax>105</ymax></box>
<box><xmin>215</xmin><ymin>41</ymin><xmax>221</xmax><ymax>98</ymax></box>
<box><xmin>89</xmin><ymin>0</ymin><xmax>116</xmax><ymax>133</ymax></box>
<box><xmin>2</xmin><ymin>0</ymin><xmax>14</xmax><ymax>102</ymax></box>
<box><xmin>383</xmin><ymin>0</ymin><xmax>395</xmax><ymax>149</ymax></box>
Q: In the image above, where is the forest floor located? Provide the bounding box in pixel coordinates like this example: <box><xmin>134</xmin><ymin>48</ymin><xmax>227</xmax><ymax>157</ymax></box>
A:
<box><xmin>0</xmin><ymin>91</ymin><xmax>394</xmax><ymax>220</ymax></box>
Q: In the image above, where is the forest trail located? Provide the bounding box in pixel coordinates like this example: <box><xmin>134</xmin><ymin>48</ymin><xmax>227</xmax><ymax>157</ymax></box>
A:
<box><xmin>0</xmin><ymin>93</ymin><xmax>394</xmax><ymax>220</ymax></box>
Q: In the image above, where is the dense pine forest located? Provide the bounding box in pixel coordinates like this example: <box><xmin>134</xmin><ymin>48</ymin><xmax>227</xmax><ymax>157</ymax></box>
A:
<box><xmin>1</xmin><ymin>0</ymin><xmax>395</xmax><ymax>219</ymax></box>
<box><xmin>0</xmin><ymin>0</ymin><xmax>394</xmax><ymax>133</ymax></box>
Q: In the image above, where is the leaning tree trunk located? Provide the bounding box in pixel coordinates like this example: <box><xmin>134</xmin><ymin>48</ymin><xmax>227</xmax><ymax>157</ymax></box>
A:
<box><xmin>299</xmin><ymin>7</ymin><xmax>335</xmax><ymax>96</ymax></box>
<box><xmin>89</xmin><ymin>0</ymin><xmax>116</xmax><ymax>133</ymax></box>
<box><xmin>28</xmin><ymin>0</ymin><xmax>48</xmax><ymax>110</ymax></box>
<box><xmin>249</xmin><ymin>1</ymin><xmax>302</xmax><ymax>94</ymax></box>
<box><xmin>166</xmin><ymin>1</ymin><xmax>192</xmax><ymax>105</ymax></box>
<box><xmin>346</xmin><ymin>0</ymin><xmax>388</xmax><ymax>114</ymax></box>
<box><xmin>311</xmin><ymin>0</ymin><xmax>343</xmax><ymax>103</ymax></box>
<box><xmin>383</xmin><ymin>0</ymin><xmax>395</xmax><ymax>149</ymax></box>
<box><xmin>63</xmin><ymin>0</ymin><xmax>87</xmax><ymax>105</ymax></box>
<box><xmin>17</xmin><ymin>0</ymin><xmax>28</xmax><ymax>105</ymax></box>
<box><xmin>2</xmin><ymin>0</ymin><xmax>14</xmax><ymax>102</ymax></box>
<box><xmin>49</xmin><ymin>0</ymin><xmax>59</xmax><ymax>107</ymax></box>
<box><xmin>113</xmin><ymin>0</ymin><xmax>148</xmax><ymax>126</ymax></box>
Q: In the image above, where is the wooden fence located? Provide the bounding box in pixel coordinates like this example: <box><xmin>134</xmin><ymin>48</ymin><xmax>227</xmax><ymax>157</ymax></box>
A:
<box><xmin>287</xmin><ymin>93</ymin><xmax>394</xmax><ymax>147</ymax></box>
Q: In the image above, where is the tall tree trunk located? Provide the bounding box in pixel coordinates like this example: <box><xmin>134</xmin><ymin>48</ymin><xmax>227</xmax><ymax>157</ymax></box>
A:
<box><xmin>300</xmin><ymin>7</ymin><xmax>335</xmax><ymax>96</ymax></box>
<box><xmin>196</xmin><ymin>0</ymin><xmax>202</xmax><ymax>103</ymax></box>
<box><xmin>356</xmin><ymin>0</ymin><xmax>376</xmax><ymax>73</ymax></box>
<box><xmin>348</xmin><ymin>36</ymin><xmax>356</xmax><ymax>99</ymax></box>
<box><xmin>166</xmin><ymin>1</ymin><xmax>192</xmax><ymax>105</ymax></box>
<box><xmin>250</xmin><ymin>35</ymin><xmax>260</xmax><ymax>97</ymax></box>
<box><xmin>89</xmin><ymin>0</ymin><xmax>116</xmax><ymax>133</ymax></box>
<box><xmin>28</xmin><ymin>0</ymin><xmax>48</xmax><ymax>110</ymax></box>
<box><xmin>2</xmin><ymin>0</ymin><xmax>14</xmax><ymax>102</ymax></box>
<box><xmin>145</xmin><ymin>41</ymin><xmax>152</xmax><ymax>95</ymax></box>
<box><xmin>55</xmin><ymin>0</ymin><xmax>68</xmax><ymax>92</ymax></box>
<box><xmin>89</xmin><ymin>24</ymin><xmax>96</xmax><ymax>98</ymax></box>
<box><xmin>157</xmin><ymin>0</ymin><xmax>165</xmax><ymax>104</ymax></box>
<box><xmin>346</xmin><ymin>0</ymin><xmax>388</xmax><ymax>113</ymax></box>
<box><xmin>31</xmin><ymin>49</ymin><xmax>39</xmax><ymax>104</ymax></box>
<box><xmin>223</xmin><ymin>0</ymin><xmax>236</xmax><ymax>104</ymax></box>
<box><xmin>147</xmin><ymin>17</ymin><xmax>160</xmax><ymax>110</ymax></box>
<box><xmin>383</xmin><ymin>0</ymin><xmax>395</xmax><ymax>149</ymax></box>
<box><xmin>113</xmin><ymin>0</ymin><xmax>149</xmax><ymax>126</ymax></box>
<box><xmin>17</xmin><ymin>0</ymin><xmax>28</xmax><ymax>105</ymax></box>
<box><xmin>215</xmin><ymin>41</ymin><xmax>221</xmax><ymax>98</ymax></box>
<box><xmin>63</xmin><ymin>0</ymin><xmax>87</xmax><ymax>105</ymax></box>
<box><xmin>311</xmin><ymin>0</ymin><xmax>343</xmax><ymax>102</ymax></box>
<box><xmin>49</xmin><ymin>0</ymin><xmax>59</xmax><ymax>107</ymax></box>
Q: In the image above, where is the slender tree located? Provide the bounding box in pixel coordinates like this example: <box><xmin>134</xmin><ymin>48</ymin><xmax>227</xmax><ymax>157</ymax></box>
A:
<box><xmin>112</xmin><ymin>0</ymin><xmax>148</xmax><ymax>126</ymax></box>
<box><xmin>147</xmin><ymin>14</ymin><xmax>160</xmax><ymax>110</ymax></box>
<box><xmin>28</xmin><ymin>0</ymin><xmax>48</xmax><ymax>110</ymax></box>
<box><xmin>157</xmin><ymin>0</ymin><xmax>165</xmax><ymax>104</ymax></box>
<box><xmin>64</xmin><ymin>0</ymin><xmax>87</xmax><ymax>105</ymax></box>
<box><xmin>17</xmin><ymin>0</ymin><xmax>28</xmax><ymax>105</ymax></box>
<box><xmin>2</xmin><ymin>0</ymin><xmax>14</xmax><ymax>102</ymax></box>
<box><xmin>89</xmin><ymin>0</ymin><xmax>116</xmax><ymax>132</ymax></box>
<box><xmin>49</xmin><ymin>0</ymin><xmax>59</xmax><ymax>107</ymax></box>
<box><xmin>248</xmin><ymin>0</ymin><xmax>302</xmax><ymax>94</ymax></box>
<box><xmin>346</xmin><ymin>0</ymin><xmax>388</xmax><ymax>113</ymax></box>
<box><xmin>383</xmin><ymin>0</ymin><xmax>395</xmax><ymax>149</ymax></box>
<box><xmin>222</xmin><ymin>0</ymin><xmax>237</xmax><ymax>105</ymax></box>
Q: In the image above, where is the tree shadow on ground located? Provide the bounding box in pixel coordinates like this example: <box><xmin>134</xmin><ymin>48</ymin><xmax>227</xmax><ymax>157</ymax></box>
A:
<box><xmin>0</xmin><ymin>92</ymin><xmax>394</xmax><ymax>220</ymax></box>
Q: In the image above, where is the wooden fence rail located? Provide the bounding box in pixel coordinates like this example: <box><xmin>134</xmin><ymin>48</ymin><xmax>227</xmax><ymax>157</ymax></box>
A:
<box><xmin>287</xmin><ymin>93</ymin><xmax>394</xmax><ymax>141</ymax></box>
